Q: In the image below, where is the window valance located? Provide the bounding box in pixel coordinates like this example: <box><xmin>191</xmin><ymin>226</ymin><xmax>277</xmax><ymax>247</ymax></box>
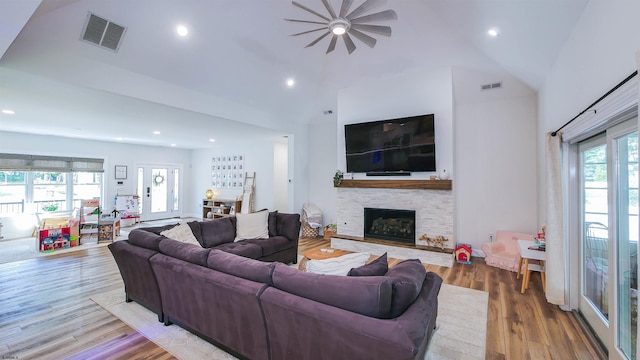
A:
<box><xmin>0</xmin><ymin>153</ymin><xmax>104</xmax><ymax>172</ymax></box>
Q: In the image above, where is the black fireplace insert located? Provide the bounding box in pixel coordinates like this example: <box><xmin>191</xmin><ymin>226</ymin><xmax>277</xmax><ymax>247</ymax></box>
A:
<box><xmin>364</xmin><ymin>207</ymin><xmax>415</xmax><ymax>244</ymax></box>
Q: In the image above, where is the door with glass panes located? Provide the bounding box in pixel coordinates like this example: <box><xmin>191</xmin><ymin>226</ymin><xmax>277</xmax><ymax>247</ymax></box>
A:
<box><xmin>579</xmin><ymin>118</ymin><xmax>638</xmax><ymax>360</ymax></box>
<box><xmin>136</xmin><ymin>164</ymin><xmax>182</xmax><ymax>221</ymax></box>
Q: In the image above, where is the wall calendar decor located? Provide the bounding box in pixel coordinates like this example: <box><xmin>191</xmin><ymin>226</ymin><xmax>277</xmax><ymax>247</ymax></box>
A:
<box><xmin>211</xmin><ymin>155</ymin><xmax>244</xmax><ymax>189</ymax></box>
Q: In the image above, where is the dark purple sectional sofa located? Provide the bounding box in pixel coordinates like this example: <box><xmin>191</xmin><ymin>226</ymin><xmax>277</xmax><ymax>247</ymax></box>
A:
<box><xmin>108</xmin><ymin>211</ymin><xmax>300</xmax><ymax>321</ymax></box>
<box><xmin>109</xmin><ymin>213</ymin><xmax>443</xmax><ymax>360</ymax></box>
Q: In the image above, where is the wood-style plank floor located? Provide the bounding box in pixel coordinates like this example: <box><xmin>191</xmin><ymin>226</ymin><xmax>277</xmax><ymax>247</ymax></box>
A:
<box><xmin>0</xmin><ymin>237</ymin><xmax>603</xmax><ymax>359</ymax></box>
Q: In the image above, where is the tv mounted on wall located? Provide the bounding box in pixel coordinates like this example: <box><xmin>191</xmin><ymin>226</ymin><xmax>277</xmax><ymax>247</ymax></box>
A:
<box><xmin>344</xmin><ymin>114</ymin><xmax>436</xmax><ymax>174</ymax></box>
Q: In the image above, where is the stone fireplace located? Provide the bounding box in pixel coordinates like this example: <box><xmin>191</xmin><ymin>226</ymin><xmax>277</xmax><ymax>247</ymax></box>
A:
<box><xmin>335</xmin><ymin>181</ymin><xmax>454</xmax><ymax>249</ymax></box>
<box><xmin>364</xmin><ymin>207</ymin><xmax>415</xmax><ymax>244</ymax></box>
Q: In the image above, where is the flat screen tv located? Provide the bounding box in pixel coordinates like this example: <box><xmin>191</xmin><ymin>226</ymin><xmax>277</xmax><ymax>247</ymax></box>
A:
<box><xmin>345</xmin><ymin>114</ymin><xmax>436</xmax><ymax>174</ymax></box>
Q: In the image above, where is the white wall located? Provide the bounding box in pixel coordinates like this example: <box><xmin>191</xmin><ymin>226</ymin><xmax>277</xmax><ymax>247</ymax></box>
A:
<box><xmin>191</xmin><ymin>140</ymin><xmax>277</xmax><ymax>216</ymax></box>
<box><xmin>455</xmin><ymin>93</ymin><xmax>538</xmax><ymax>249</ymax></box>
<box><xmin>337</xmin><ymin>66</ymin><xmax>454</xmax><ymax>178</ymax></box>
<box><xmin>538</xmin><ymin>1</ymin><xmax>640</xmax><ymax>224</ymax></box>
<box><xmin>305</xmin><ymin>64</ymin><xmax>540</xmax><ymax>253</ymax></box>
<box><xmin>0</xmin><ymin>131</ymin><xmax>191</xmax><ymax>238</ymax></box>
<box><xmin>273</xmin><ymin>141</ymin><xmax>288</xmax><ymax>211</ymax></box>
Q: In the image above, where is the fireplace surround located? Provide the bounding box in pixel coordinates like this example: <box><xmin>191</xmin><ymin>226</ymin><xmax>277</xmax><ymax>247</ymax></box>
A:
<box><xmin>336</xmin><ymin>185</ymin><xmax>454</xmax><ymax>249</ymax></box>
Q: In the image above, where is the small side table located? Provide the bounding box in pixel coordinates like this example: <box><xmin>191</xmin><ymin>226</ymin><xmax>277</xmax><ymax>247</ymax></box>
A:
<box><xmin>298</xmin><ymin>248</ymin><xmax>351</xmax><ymax>271</ymax></box>
<box><xmin>517</xmin><ymin>240</ymin><xmax>546</xmax><ymax>294</ymax></box>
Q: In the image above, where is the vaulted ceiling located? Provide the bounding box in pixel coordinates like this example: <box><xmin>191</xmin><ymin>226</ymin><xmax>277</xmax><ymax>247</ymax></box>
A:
<box><xmin>0</xmin><ymin>0</ymin><xmax>588</xmax><ymax>149</ymax></box>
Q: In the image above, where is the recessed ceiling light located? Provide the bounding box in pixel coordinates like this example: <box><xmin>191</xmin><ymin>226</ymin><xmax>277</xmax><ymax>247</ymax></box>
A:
<box><xmin>176</xmin><ymin>25</ymin><xmax>189</xmax><ymax>37</ymax></box>
<box><xmin>487</xmin><ymin>28</ymin><xmax>499</xmax><ymax>37</ymax></box>
<box><xmin>209</xmin><ymin>138</ymin><xmax>216</xmax><ymax>142</ymax></box>
<box><xmin>170</xmin><ymin>143</ymin><xmax>177</xmax><ymax>147</ymax></box>
<box><xmin>116</xmin><ymin>137</ymin><xmax>123</xmax><ymax>141</ymax></box>
<box><xmin>153</xmin><ymin>130</ymin><xmax>160</xmax><ymax>135</ymax></box>
<box><xmin>1</xmin><ymin>109</ymin><xmax>15</xmax><ymax>115</ymax></box>
<box><xmin>286</xmin><ymin>78</ymin><xmax>295</xmax><ymax>87</ymax></box>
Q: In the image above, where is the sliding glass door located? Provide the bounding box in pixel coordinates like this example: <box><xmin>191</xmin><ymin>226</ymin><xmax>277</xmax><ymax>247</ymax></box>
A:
<box><xmin>579</xmin><ymin>118</ymin><xmax>638</xmax><ymax>360</ymax></box>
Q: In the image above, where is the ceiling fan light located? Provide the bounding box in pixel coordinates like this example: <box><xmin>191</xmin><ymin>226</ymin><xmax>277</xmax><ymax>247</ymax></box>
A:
<box><xmin>329</xmin><ymin>18</ymin><xmax>350</xmax><ymax>36</ymax></box>
<box><xmin>332</xmin><ymin>24</ymin><xmax>346</xmax><ymax>35</ymax></box>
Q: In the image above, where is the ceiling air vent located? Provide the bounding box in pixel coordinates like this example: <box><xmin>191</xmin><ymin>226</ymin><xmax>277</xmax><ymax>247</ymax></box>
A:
<box><xmin>81</xmin><ymin>12</ymin><xmax>126</xmax><ymax>52</ymax></box>
<box><xmin>481</xmin><ymin>82</ymin><xmax>502</xmax><ymax>91</ymax></box>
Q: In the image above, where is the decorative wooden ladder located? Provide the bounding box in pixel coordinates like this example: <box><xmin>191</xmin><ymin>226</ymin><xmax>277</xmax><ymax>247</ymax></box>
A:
<box><xmin>242</xmin><ymin>172</ymin><xmax>256</xmax><ymax>213</ymax></box>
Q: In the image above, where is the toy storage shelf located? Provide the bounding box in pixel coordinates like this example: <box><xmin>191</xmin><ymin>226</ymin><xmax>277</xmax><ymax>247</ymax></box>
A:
<box><xmin>80</xmin><ymin>199</ymin><xmax>100</xmax><ymax>245</ymax></box>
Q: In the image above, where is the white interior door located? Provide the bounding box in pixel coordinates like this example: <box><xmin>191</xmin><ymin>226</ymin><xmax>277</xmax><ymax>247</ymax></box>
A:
<box><xmin>137</xmin><ymin>164</ymin><xmax>182</xmax><ymax>221</ymax></box>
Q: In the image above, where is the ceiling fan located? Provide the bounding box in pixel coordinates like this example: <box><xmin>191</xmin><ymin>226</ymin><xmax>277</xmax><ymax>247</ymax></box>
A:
<box><xmin>286</xmin><ymin>0</ymin><xmax>398</xmax><ymax>54</ymax></box>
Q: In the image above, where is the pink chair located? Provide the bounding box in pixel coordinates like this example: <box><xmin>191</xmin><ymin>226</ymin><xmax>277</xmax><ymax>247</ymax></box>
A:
<box><xmin>481</xmin><ymin>230</ymin><xmax>536</xmax><ymax>272</ymax></box>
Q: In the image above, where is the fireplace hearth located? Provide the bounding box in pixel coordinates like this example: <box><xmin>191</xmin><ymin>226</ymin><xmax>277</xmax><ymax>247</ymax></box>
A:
<box><xmin>364</xmin><ymin>207</ymin><xmax>415</xmax><ymax>244</ymax></box>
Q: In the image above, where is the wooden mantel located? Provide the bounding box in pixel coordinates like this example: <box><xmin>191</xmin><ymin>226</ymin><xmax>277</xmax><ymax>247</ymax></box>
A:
<box><xmin>335</xmin><ymin>179</ymin><xmax>452</xmax><ymax>190</ymax></box>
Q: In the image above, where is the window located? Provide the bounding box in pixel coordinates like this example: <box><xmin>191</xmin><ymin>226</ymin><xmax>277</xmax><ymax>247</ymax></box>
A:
<box><xmin>0</xmin><ymin>154</ymin><xmax>104</xmax><ymax>216</ymax></box>
<box><xmin>0</xmin><ymin>171</ymin><xmax>26</xmax><ymax>214</ymax></box>
<box><xmin>33</xmin><ymin>171</ymin><xmax>67</xmax><ymax>213</ymax></box>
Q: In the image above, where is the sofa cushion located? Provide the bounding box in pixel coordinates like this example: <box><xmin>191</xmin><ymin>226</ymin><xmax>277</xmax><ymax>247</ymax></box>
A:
<box><xmin>160</xmin><ymin>223</ymin><xmax>200</xmax><ymax>246</ymax></box>
<box><xmin>235</xmin><ymin>210</ymin><xmax>269</xmax><ymax>241</ymax></box>
<box><xmin>268</xmin><ymin>211</ymin><xmax>278</xmax><ymax>237</ymax></box>
<box><xmin>186</xmin><ymin>221</ymin><xmax>204</xmax><ymax>246</ymax></box>
<box><xmin>276</xmin><ymin>212</ymin><xmax>300</xmax><ymax>241</ymax></box>
<box><xmin>200</xmin><ymin>216</ymin><xmax>236</xmax><ymax>248</ymax></box>
<box><xmin>215</xmin><ymin>241</ymin><xmax>263</xmax><ymax>259</ymax></box>
<box><xmin>127</xmin><ymin>229</ymin><xmax>164</xmax><ymax>251</ymax></box>
<box><xmin>158</xmin><ymin>238</ymin><xmax>211</xmax><ymax>266</ymax></box>
<box><xmin>385</xmin><ymin>259</ymin><xmax>427</xmax><ymax>318</ymax></box>
<box><xmin>271</xmin><ymin>263</ymin><xmax>392</xmax><ymax>319</ymax></box>
<box><xmin>207</xmin><ymin>249</ymin><xmax>275</xmax><ymax>285</ymax></box>
<box><xmin>348</xmin><ymin>253</ymin><xmax>388</xmax><ymax>277</ymax></box>
<box><xmin>306</xmin><ymin>252</ymin><xmax>371</xmax><ymax>276</ymax></box>
<box><xmin>241</xmin><ymin>236</ymin><xmax>293</xmax><ymax>257</ymax></box>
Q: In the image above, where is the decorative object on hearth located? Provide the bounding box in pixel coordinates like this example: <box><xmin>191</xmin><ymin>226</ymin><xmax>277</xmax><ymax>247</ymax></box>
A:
<box><xmin>333</xmin><ymin>170</ymin><xmax>343</xmax><ymax>187</ymax></box>
<box><xmin>323</xmin><ymin>224</ymin><xmax>337</xmax><ymax>239</ymax></box>
<box><xmin>205</xmin><ymin>189</ymin><xmax>214</xmax><ymax>199</ymax></box>
<box><xmin>419</xmin><ymin>233</ymin><xmax>449</xmax><ymax>250</ymax></box>
<box><xmin>439</xmin><ymin>169</ymin><xmax>450</xmax><ymax>180</ymax></box>
<box><xmin>286</xmin><ymin>0</ymin><xmax>397</xmax><ymax>54</ymax></box>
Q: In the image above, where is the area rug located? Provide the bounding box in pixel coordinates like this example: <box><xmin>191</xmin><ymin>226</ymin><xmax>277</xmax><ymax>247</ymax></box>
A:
<box><xmin>91</xmin><ymin>284</ymin><xmax>487</xmax><ymax>360</ymax></box>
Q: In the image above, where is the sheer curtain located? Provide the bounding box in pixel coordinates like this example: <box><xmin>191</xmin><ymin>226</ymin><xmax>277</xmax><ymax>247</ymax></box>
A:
<box><xmin>545</xmin><ymin>132</ymin><xmax>566</xmax><ymax>305</ymax></box>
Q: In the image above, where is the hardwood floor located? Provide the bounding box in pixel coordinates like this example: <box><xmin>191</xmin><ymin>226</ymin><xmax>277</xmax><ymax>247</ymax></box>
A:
<box><xmin>0</xmin><ymin>237</ymin><xmax>603</xmax><ymax>359</ymax></box>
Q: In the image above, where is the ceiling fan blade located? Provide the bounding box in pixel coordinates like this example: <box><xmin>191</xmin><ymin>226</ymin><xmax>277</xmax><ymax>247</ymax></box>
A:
<box><xmin>326</xmin><ymin>35</ymin><xmax>338</xmax><ymax>53</ymax></box>
<box><xmin>350</xmin><ymin>9</ymin><xmax>397</xmax><ymax>24</ymax></box>
<box><xmin>351</xmin><ymin>24</ymin><xmax>391</xmax><ymax>36</ymax></box>
<box><xmin>346</xmin><ymin>0</ymin><xmax>385</xmax><ymax>20</ymax></box>
<box><xmin>305</xmin><ymin>31</ymin><xmax>331</xmax><ymax>48</ymax></box>
<box><xmin>343</xmin><ymin>32</ymin><xmax>357</xmax><ymax>54</ymax></box>
<box><xmin>338</xmin><ymin>0</ymin><xmax>354</xmax><ymax>18</ymax></box>
<box><xmin>320</xmin><ymin>0</ymin><xmax>337</xmax><ymax>18</ymax></box>
<box><xmin>285</xmin><ymin>18</ymin><xmax>328</xmax><ymax>25</ymax></box>
<box><xmin>348</xmin><ymin>28</ymin><xmax>377</xmax><ymax>48</ymax></box>
<box><xmin>292</xmin><ymin>1</ymin><xmax>331</xmax><ymax>21</ymax></box>
<box><xmin>291</xmin><ymin>27</ymin><xmax>328</xmax><ymax>36</ymax></box>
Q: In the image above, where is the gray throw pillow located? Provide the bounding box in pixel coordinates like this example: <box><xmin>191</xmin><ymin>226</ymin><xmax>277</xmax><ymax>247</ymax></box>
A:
<box><xmin>347</xmin><ymin>252</ymin><xmax>388</xmax><ymax>276</ymax></box>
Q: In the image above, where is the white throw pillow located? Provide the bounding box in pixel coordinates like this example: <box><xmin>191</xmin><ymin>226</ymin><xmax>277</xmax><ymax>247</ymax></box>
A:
<box><xmin>161</xmin><ymin>223</ymin><xmax>200</xmax><ymax>246</ymax></box>
<box><xmin>306</xmin><ymin>252</ymin><xmax>371</xmax><ymax>276</ymax></box>
<box><xmin>235</xmin><ymin>210</ymin><xmax>269</xmax><ymax>241</ymax></box>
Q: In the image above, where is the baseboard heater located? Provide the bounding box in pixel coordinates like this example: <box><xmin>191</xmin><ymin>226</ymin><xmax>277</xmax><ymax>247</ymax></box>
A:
<box><xmin>366</xmin><ymin>171</ymin><xmax>412</xmax><ymax>176</ymax></box>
